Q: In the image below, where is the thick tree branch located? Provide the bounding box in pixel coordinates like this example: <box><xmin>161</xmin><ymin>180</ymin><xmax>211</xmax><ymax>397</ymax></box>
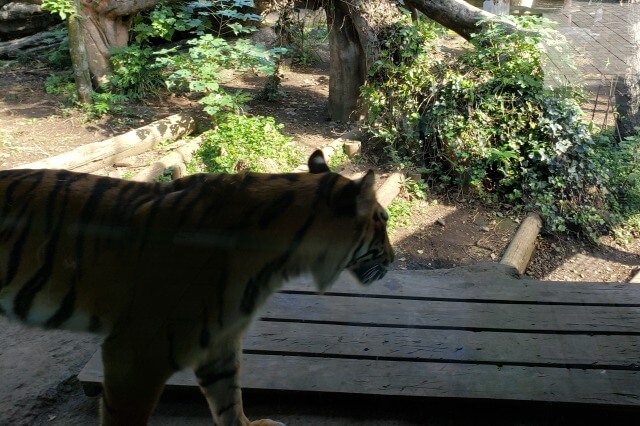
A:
<box><xmin>403</xmin><ymin>0</ymin><xmax>492</xmax><ymax>40</ymax></box>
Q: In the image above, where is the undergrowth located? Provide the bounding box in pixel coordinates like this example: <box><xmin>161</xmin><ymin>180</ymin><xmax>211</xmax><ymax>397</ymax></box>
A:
<box><xmin>192</xmin><ymin>114</ymin><xmax>302</xmax><ymax>173</ymax></box>
<box><xmin>362</xmin><ymin>14</ymin><xmax>638</xmax><ymax>241</ymax></box>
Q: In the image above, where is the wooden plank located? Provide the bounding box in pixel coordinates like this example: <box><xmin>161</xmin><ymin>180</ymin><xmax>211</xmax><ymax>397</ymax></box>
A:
<box><xmin>283</xmin><ymin>266</ymin><xmax>640</xmax><ymax>306</ymax></box>
<box><xmin>262</xmin><ymin>293</ymin><xmax>640</xmax><ymax>334</ymax></box>
<box><xmin>239</xmin><ymin>355</ymin><xmax>640</xmax><ymax>406</ymax></box>
<box><xmin>78</xmin><ymin>352</ymin><xmax>640</xmax><ymax>406</ymax></box>
<box><xmin>244</xmin><ymin>321</ymin><xmax>640</xmax><ymax>369</ymax></box>
<box><xmin>77</xmin><ymin>264</ymin><xmax>640</xmax><ymax>407</ymax></box>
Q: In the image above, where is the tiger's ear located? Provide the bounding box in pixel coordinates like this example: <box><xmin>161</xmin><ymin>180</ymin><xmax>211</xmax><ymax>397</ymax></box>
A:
<box><xmin>308</xmin><ymin>150</ymin><xmax>330</xmax><ymax>174</ymax></box>
<box><xmin>355</xmin><ymin>170</ymin><xmax>376</xmax><ymax>218</ymax></box>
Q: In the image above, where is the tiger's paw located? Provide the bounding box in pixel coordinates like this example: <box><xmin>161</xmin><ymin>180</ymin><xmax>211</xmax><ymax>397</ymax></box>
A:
<box><xmin>249</xmin><ymin>419</ymin><xmax>285</xmax><ymax>426</ymax></box>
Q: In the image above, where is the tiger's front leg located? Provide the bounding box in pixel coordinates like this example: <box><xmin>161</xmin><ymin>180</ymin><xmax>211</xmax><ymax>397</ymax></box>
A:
<box><xmin>195</xmin><ymin>339</ymin><xmax>285</xmax><ymax>426</ymax></box>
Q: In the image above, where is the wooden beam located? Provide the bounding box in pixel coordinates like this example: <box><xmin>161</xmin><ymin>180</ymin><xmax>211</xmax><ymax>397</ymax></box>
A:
<box><xmin>500</xmin><ymin>213</ymin><xmax>542</xmax><ymax>274</ymax></box>
<box><xmin>13</xmin><ymin>113</ymin><xmax>195</xmax><ymax>173</ymax></box>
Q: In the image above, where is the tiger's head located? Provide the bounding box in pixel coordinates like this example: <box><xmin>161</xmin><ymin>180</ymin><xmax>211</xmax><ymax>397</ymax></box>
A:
<box><xmin>307</xmin><ymin>150</ymin><xmax>394</xmax><ymax>289</ymax></box>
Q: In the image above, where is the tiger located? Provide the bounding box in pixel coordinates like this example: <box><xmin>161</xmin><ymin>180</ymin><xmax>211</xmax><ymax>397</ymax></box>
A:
<box><xmin>0</xmin><ymin>149</ymin><xmax>394</xmax><ymax>426</ymax></box>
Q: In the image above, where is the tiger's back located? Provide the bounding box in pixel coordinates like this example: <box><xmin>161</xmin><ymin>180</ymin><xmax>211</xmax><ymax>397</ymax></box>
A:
<box><xmin>0</xmin><ymin>150</ymin><xmax>393</xmax><ymax>425</ymax></box>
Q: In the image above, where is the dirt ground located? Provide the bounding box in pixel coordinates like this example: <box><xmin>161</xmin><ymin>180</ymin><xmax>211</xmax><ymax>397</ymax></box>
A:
<box><xmin>1</xmin><ymin>44</ymin><xmax>640</xmax><ymax>424</ymax></box>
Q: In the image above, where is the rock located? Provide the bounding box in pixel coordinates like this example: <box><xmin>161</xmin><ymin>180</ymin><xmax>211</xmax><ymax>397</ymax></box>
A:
<box><xmin>436</xmin><ymin>218</ymin><xmax>446</xmax><ymax>227</ymax></box>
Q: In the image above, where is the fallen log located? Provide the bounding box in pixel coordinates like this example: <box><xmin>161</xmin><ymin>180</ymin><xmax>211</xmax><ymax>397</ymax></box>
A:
<box><xmin>129</xmin><ymin>136</ymin><xmax>203</xmax><ymax>182</ymax></box>
<box><xmin>14</xmin><ymin>113</ymin><xmax>196</xmax><ymax>173</ymax></box>
<box><xmin>500</xmin><ymin>213</ymin><xmax>543</xmax><ymax>275</ymax></box>
<box><xmin>0</xmin><ymin>25</ymin><xmax>65</xmax><ymax>58</ymax></box>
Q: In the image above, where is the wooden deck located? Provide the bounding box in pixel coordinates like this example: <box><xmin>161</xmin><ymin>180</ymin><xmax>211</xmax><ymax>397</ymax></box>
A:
<box><xmin>79</xmin><ymin>263</ymin><xmax>640</xmax><ymax>408</ymax></box>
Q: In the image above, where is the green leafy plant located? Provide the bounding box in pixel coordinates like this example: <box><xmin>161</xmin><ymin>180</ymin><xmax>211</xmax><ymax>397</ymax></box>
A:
<box><xmin>86</xmin><ymin>92</ymin><xmax>128</xmax><ymax>118</ymax></box>
<box><xmin>105</xmin><ymin>0</ymin><xmax>284</xmax><ymax>113</ymax></box>
<box><xmin>362</xmin><ymin>14</ymin><xmax>614</xmax><ymax>239</ymax></box>
<box><xmin>109</xmin><ymin>46</ymin><xmax>166</xmax><ymax>99</ymax></box>
<box><xmin>44</xmin><ymin>72</ymin><xmax>76</xmax><ymax>98</ymax></box>
<box><xmin>327</xmin><ymin>146</ymin><xmax>350</xmax><ymax>169</ymax></box>
<box><xmin>594</xmin><ymin>131</ymin><xmax>640</xmax><ymax>239</ymax></box>
<box><xmin>386</xmin><ymin>199</ymin><xmax>417</xmax><ymax>233</ymax></box>
<box><xmin>40</xmin><ymin>0</ymin><xmax>74</xmax><ymax>20</ymax></box>
<box><xmin>159</xmin><ymin>32</ymin><xmax>285</xmax><ymax>119</ymax></box>
<box><xmin>193</xmin><ymin>114</ymin><xmax>302</xmax><ymax>173</ymax></box>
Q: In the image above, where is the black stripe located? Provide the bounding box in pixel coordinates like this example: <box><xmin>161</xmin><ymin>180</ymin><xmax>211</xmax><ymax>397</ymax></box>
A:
<box><xmin>45</xmin><ymin>278</ymin><xmax>77</xmax><ymax>328</ymax></box>
<box><xmin>240</xmin><ymin>208</ymin><xmax>318</xmax><ymax>313</ymax></box>
<box><xmin>14</xmin><ymin>260</ymin><xmax>56</xmax><ymax>320</ymax></box>
<box><xmin>137</xmin><ymin>193</ymin><xmax>169</xmax><ymax>255</ymax></box>
<box><xmin>45</xmin><ymin>171</ymin><xmax>76</xmax><ymax>232</ymax></box>
<box><xmin>76</xmin><ymin>177</ymin><xmax>114</xmax><ymax>263</ymax></box>
<box><xmin>0</xmin><ymin>172</ymin><xmax>43</xmax><ymax>242</ymax></box>
<box><xmin>316</xmin><ymin>173</ymin><xmax>340</xmax><ymax>201</ymax></box>
<box><xmin>111</xmin><ymin>181</ymin><xmax>138</xmax><ymax>220</ymax></box>
<box><xmin>268</xmin><ymin>173</ymin><xmax>300</xmax><ymax>182</ymax></box>
<box><xmin>259</xmin><ymin>191</ymin><xmax>295</xmax><ymax>228</ymax></box>
<box><xmin>239</xmin><ymin>173</ymin><xmax>339</xmax><ymax>314</ymax></box>
<box><xmin>1</xmin><ymin>171</ymin><xmax>43</xmax><ymax>218</ymax></box>
<box><xmin>217</xmin><ymin>402</ymin><xmax>236</xmax><ymax>417</ymax></box>
<box><xmin>176</xmin><ymin>175</ymin><xmax>212</xmax><ymax>227</ymax></box>
<box><xmin>333</xmin><ymin>181</ymin><xmax>358</xmax><ymax>216</ymax></box>
<box><xmin>196</xmin><ymin>369</ymin><xmax>237</xmax><ymax>388</ymax></box>
<box><xmin>14</xmin><ymin>173</ymin><xmax>73</xmax><ymax>319</ymax></box>
<box><xmin>5</xmin><ymin>215</ymin><xmax>33</xmax><ymax>285</ymax></box>
<box><xmin>237</xmin><ymin>173</ymin><xmax>257</xmax><ymax>192</ymax></box>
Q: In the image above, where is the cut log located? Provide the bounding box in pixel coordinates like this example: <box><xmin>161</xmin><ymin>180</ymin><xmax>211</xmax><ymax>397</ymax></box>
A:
<box><xmin>171</xmin><ymin>163</ymin><xmax>187</xmax><ymax>179</ymax></box>
<box><xmin>500</xmin><ymin>213</ymin><xmax>543</xmax><ymax>275</ymax></box>
<box><xmin>344</xmin><ymin>141</ymin><xmax>361</xmax><ymax>158</ymax></box>
<box><xmin>129</xmin><ymin>136</ymin><xmax>203</xmax><ymax>182</ymax></box>
<box><xmin>13</xmin><ymin>113</ymin><xmax>196</xmax><ymax>173</ymax></box>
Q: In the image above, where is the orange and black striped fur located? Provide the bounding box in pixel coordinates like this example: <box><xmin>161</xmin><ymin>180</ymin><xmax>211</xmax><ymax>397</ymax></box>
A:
<box><xmin>0</xmin><ymin>150</ymin><xmax>393</xmax><ymax>425</ymax></box>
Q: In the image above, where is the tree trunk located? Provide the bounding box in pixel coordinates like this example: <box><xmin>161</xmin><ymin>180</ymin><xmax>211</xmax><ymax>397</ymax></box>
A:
<box><xmin>324</xmin><ymin>0</ymin><xmax>402</xmax><ymax>122</ymax></box>
<box><xmin>68</xmin><ymin>0</ymin><xmax>92</xmax><ymax>104</ymax></box>
<box><xmin>325</xmin><ymin>1</ymin><xmax>365</xmax><ymax>122</ymax></box>
<box><xmin>78</xmin><ymin>0</ymin><xmax>158</xmax><ymax>86</ymax></box>
<box><xmin>322</xmin><ymin>0</ymin><xmax>515</xmax><ymax>122</ymax></box>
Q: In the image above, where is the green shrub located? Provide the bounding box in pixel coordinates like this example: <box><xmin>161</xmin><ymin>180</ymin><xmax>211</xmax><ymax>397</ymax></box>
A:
<box><xmin>595</xmin><ymin>132</ymin><xmax>640</xmax><ymax>239</ymax></box>
<box><xmin>362</xmin><ymin>14</ymin><xmax>612</xmax><ymax>239</ymax></box>
<box><xmin>194</xmin><ymin>115</ymin><xmax>302</xmax><ymax>173</ymax></box>
<box><xmin>109</xmin><ymin>46</ymin><xmax>166</xmax><ymax>99</ymax></box>
<box><xmin>158</xmin><ymin>33</ymin><xmax>285</xmax><ymax>120</ymax></box>
<box><xmin>109</xmin><ymin>0</ymin><xmax>284</xmax><ymax>116</ymax></box>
